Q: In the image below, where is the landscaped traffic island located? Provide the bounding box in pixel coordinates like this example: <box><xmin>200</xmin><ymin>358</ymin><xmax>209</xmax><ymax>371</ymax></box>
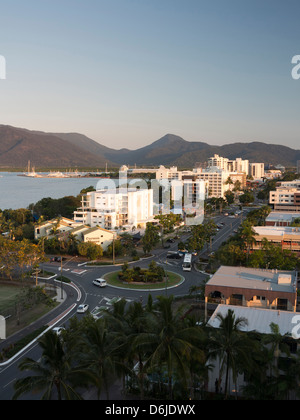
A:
<box><xmin>103</xmin><ymin>261</ymin><xmax>184</xmax><ymax>290</ymax></box>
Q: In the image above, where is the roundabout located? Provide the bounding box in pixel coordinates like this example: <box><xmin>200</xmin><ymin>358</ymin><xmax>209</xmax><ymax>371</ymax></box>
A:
<box><xmin>102</xmin><ymin>269</ymin><xmax>185</xmax><ymax>291</ymax></box>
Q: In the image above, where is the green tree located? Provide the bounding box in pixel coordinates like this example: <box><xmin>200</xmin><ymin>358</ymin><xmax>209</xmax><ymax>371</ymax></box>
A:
<box><xmin>208</xmin><ymin>309</ymin><xmax>252</xmax><ymax>399</ymax></box>
<box><xmin>76</xmin><ymin>317</ymin><xmax>125</xmax><ymax>400</ymax></box>
<box><xmin>136</xmin><ymin>295</ymin><xmax>205</xmax><ymax>399</ymax></box>
<box><xmin>239</xmin><ymin>220</ymin><xmax>257</xmax><ymax>262</ymax></box>
<box><xmin>77</xmin><ymin>242</ymin><xmax>103</xmax><ymax>260</ymax></box>
<box><xmin>142</xmin><ymin>223</ymin><xmax>160</xmax><ymax>254</ymax></box>
<box><xmin>13</xmin><ymin>330</ymin><xmax>83</xmax><ymax>400</ymax></box>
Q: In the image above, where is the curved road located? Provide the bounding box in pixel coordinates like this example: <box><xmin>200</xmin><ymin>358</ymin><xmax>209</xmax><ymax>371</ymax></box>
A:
<box><xmin>0</xmin><ymin>211</ymin><xmax>244</xmax><ymax>400</ymax></box>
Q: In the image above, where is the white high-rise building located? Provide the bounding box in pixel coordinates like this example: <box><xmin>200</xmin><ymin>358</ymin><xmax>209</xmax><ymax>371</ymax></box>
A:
<box><xmin>208</xmin><ymin>155</ymin><xmax>230</xmax><ymax>171</ymax></box>
<box><xmin>249</xmin><ymin>163</ymin><xmax>265</xmax><ymax>179</ymax></box>
<box><xmin>207</xmin><ymin>154</ymin><xmax>249</xmax><ymax>176</ymax></box>
<box><xmin>74</xmin><ymin>188</ymin><xmax>154</xmax><ymax>230</ymax></box>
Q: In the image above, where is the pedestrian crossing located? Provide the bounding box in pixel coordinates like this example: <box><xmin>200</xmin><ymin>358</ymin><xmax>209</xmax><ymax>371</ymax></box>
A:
<box><xmin>89</xmin><ymin>295</ymin><xmax>134</xmax><ymax>320</ymax></box>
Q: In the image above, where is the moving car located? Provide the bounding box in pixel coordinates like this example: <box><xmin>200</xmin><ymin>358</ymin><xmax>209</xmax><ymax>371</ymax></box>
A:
<box><xmin>93</xmin><ymin>278</ymin><xmax>107</xmax><ymax>287</ymax></box>
<box><xmin>77</xmin><ymin>304</ymin><xmax>89</xmax><ymax>314</ymax></box>
<box><xmin>52</xmin><ymin>327</ymin><xmax>65</xmax><ymax>336</ymax></box>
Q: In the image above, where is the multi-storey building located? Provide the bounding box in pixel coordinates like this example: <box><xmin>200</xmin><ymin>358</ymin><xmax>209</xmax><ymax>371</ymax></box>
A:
<box><xmin>208</xmin><ymin>154</ymin><xmax>230</xmax><ymax>171</ymax></box>
<box><xmin>34</xmin><ymin>218</ymin><xmax>116</xmax><ymax>251</ymax></box>
<box><xmin>269</xmin><ymin>181</ymin><xmax>300</xmax><ymax>212</ymax></box>
<box><xmin>207</xmin><ymin>154</ymin><xmax>250</xmax><ymax>176</ymax></box>
<box><xmin>205</xmin><ymin>265</ymin><xmax>298</xmax><ymax>313</ymax></box>
<box><xmin>249</xmin><ymin>162</ymin><xmax>265</xmax><ymax>179</ymax></box>
<box><xmin>266</xmin><ymin>211</ymin><xmax>300</xmax><ymax>226</ymax></box>
<box><xmin>252</xmin><ymin>225</ymin><xmax>300</xmax><ymax>254</ymax></box>
<box><xmin>74</xmin><ymin>188</ymin><xmax>154</xmax><ymax>230</ymax></box>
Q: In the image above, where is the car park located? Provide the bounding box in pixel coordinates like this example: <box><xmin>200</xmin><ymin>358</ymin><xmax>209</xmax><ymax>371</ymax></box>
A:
<box><xmin>77</xmin><ymin>304</ymin><xmax>89</xmax><ymax>314</ymax></box>
<box><xmin>93</xmin><ymin>278</ymin><xmax>107</xmax><ymax>287</ymax></box>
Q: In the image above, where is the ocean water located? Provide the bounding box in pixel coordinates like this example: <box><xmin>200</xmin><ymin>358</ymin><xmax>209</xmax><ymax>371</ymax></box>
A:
<box><xmin>0</xmin><ymin>172</ymin><xmax>103</xmax><ymax>210</ymax></box>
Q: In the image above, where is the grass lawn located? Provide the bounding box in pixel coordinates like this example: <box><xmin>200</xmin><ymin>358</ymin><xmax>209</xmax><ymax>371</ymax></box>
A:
<box><xmin>0</xmin><ymin>285</ymin><xmax>22</xmax><ymax>313</ymax></box>
<box><xmin>0</xmin><ymin>284</ymin><xmax>59</xmax><ymax>340</ymax></box>
<box><xmin>104</xmin><ymin>270</ymin><xmax>184</xmax><ymax>290</ymax></box>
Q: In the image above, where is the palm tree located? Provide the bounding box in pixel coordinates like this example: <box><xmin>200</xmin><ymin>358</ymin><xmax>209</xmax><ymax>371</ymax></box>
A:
<box><xmin>262</xmin><ymin>322</ymin><xmax>290</xmax><ymax>379</ymax></box>
<box><xmin>66</xmin><ymin>233</ymin><xmax>80</xmax><ymax>255</ymax></box>
<box><xmin>136</xmin><ymin>295</ymin><xmax>205</xmax><ymax>399</ymax></box>
<box><xmin>208</xmin><ymin>309</ymin><xmax>253</xmax><ymax>399</ymax></box>
<box><xmin>239</xmin><ymin>220</ymin><xmax>257</xmax><ymax>263</ymax></box>
<box><xmin>124</xmin><ymin>301</ymin><xmax>152</xmax><ymax>399</ymax></box>
<box><xmin>76</xmin><ymin>316</ymin><xmax>126</xmax><ymax>400</ymax></box>
<box><xmin>13</xmin><ymin>330</ymin><xmax>83</xmax><ymax>400</ymax></box>
<box><xmin>103</xmin><ymin>298</ymin><xmax>154</xmax><ymax>399</ymax></box>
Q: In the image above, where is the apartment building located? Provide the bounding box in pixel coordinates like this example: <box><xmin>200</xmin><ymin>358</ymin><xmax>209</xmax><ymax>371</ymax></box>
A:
<box><xmin>249</xmin><ymin>162</ymin><xmax>265</xmax><ymax>179</ymax></box>
<box><xmin>252</xmin><ymin>225</ymin><xmax>300</xmax><ymax>254</ymax></box>
<box><xmin>34</xmin><ymin>218</ymin><xmax>116</xmax><ymax>250</ymax></box>
<box><xmin>156</xmin><ymin>165</ymin><xmax>183</xmax><ymax>182</ymax></box>
<box><xmin>74</xmin><ymin>188</ymin><xmax>154</xmax><ymax>230</ymax></box>
<box><xmin>207</xmin><ymin>154</ymin><xmax>250</xmax><ymax>176</ymax></box>
<box><xmin>35</xmin><ymin>217</ymin><xmax>79</xmax><ymax>239</ymax></box>
<box><xmin>266</xmin><ymin>211</ymin><xmax>300</xmax><ymax>227</ymax></box>
<box><xmin>269</xmin><ymin>181</ymin><xmax>300</xmax><ymax>212</ymax></box>
<box><xmin>205</xmin><ymin>265</ymin><xmax>298</xmax><ymax>314</ymax></box>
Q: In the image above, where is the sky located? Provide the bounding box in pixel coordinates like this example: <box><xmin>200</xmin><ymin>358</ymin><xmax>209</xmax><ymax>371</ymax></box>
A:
<box><xmin>0</xmin><ymin>0</ymin><xmax>300</xmax><ymax>150</ymax></box>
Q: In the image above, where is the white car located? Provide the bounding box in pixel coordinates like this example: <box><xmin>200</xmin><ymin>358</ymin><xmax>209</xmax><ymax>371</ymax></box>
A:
<box><xmin>52</xmin><ymin>327</ymin><xmax>65</xmax><ymax>336</ymax></box>
<box><xmin>93</xmin><ymin>278</ymin><xmax>107</xmax><ymax>287</ymax></box>
<box><xmin>77</xmin><ymin>304</ymin><xmax>89</xmax><ymax>314</ymax></box>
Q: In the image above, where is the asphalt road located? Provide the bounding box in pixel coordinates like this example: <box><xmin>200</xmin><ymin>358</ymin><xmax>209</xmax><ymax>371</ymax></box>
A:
<box><xmin>0</xmin><ymin>211</ymin><xmax>244</xmax><ymax>400</ymax></box>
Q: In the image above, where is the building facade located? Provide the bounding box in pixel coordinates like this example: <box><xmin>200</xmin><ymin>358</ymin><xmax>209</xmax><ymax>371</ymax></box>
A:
<box><xmin>74</xmin><ymin>188</ymin><xmax>154</xmax><ymax>230</ymax></box>
<box><xmin>249</xmin><ymin>162</ymin><xmax>265</xmax><ymax>179</ymax></box>
<box><xmin>205</xmin><ymin>266</ymin><xmax>298</xmax><ymax>315</ymax></box>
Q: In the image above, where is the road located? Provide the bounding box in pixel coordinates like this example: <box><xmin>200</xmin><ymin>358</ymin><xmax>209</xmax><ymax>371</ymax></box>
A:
<box><xmin>0</xmin><ymin>211</ymin><xmax>244</xmax><ymax>400</ymax></box>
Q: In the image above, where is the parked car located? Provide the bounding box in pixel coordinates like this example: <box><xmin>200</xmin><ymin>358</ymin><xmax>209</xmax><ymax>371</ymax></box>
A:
<box><xmin>166</xmin><ymin>238</ymin><xmax>175</xmax><ymax>243</ymax></box>
<box><xmin>93</xmin><ymin>278</ymin><xmax>107</xmax><ymax>287</ymax></box>
<box><xmin>77</xmin><ymin>304</ymin><xmax>89</xmax><ymax>314</ymax></box>
<box><xmin>50</xmin><ymin>257</ymin><xmax>67</xmax><ymax>263</ymax></box>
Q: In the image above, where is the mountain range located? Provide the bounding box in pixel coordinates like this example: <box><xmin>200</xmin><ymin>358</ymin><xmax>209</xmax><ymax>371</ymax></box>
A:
<box><xmin>0</xmin><ymin>125</ymin><xmax>298</xmax><ymax>169</ymax></box>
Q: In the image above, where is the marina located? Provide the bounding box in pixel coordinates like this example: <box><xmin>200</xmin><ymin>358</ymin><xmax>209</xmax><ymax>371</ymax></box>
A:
<box><xmin>18</xmin><ymin>161</ymin><xmax>109</xmax><ymax>179</ymax></box>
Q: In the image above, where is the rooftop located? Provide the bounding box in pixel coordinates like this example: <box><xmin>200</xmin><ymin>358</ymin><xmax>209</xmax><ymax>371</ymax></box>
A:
<box><xmin>254</xmin><ymin>226</ymin><xmax>300</xmax><ymax>237</ymax></box>
<box><xmin>206</xmin><ymin>266</ymin><xmax>297</xmax><ymax>294</ymax></box>
<box><xmin>266</xmin><ymin>212</ymin><xmax>300</xmax><ymax>222</ymax></box>
<box><xmin>208</xmin><ymin>304</ymin><xmax>299</xmax><ymax>337</ymax></box>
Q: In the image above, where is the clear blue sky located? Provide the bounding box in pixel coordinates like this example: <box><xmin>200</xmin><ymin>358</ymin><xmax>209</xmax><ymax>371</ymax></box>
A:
<box><xmin>0</xmin><ymin>0</ymin><xmax>300</xmax><ymax>150</ymax></box>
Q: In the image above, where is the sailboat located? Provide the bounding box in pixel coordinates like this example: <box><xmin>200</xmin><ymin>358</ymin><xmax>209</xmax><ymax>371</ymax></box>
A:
<box><xmin>19</xmin><ymin>161</ymin><xmax>41</xmax><ymax>177</ymax></box>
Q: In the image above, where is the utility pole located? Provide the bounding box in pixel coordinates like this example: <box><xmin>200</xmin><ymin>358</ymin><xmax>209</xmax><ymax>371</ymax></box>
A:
<box><xmin>33</xmin><ymin>268</ymin><xmax>41</xmax><ymax>287</ymax></box>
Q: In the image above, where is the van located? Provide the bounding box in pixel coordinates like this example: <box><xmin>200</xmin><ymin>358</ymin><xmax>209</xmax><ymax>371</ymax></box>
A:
<box><xmin>93</xmin><ymin>278</ymin><xmax>107</xmax><ymax>288</ymax></box>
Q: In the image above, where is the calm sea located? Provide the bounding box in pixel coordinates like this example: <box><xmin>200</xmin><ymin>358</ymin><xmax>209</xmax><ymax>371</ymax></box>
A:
<box><xmin>0</xmin><ymin>172</ymin><xmax>104</xmax><ymax>210</ymax></box>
